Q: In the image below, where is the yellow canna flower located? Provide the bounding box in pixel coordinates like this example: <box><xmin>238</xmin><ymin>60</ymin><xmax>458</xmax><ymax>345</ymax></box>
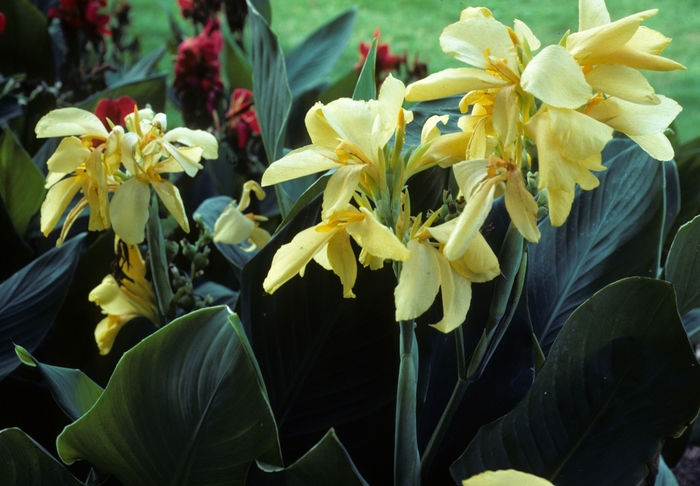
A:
<box><xmin>263</xmin><ymin>204</ymin><xmax>411</xmax><ymax>299</ymax></box>
<box><xmin>89</xmin><ymin>238</ymin><xmax>158</xmax><ymax>355</ymax></box>
<box><xmin>213</xmin><ymin>181</ymin><xmax>271</xmax><ymax>250</ymax></box>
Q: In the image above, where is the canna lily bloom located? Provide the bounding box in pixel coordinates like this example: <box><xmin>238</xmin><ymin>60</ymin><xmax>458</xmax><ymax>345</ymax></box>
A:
<box><xmin>213</xmin><ymin>181</ymin><xmax>271</xmax><ymax>250</ymax></box>
<box><xmin>89</xmin><ymin>238</ymin><xmax>158</xmax><ymax>355</ymax></box>
<box><xmin>263</xmin><ymin>204</ymin><xmax>411</xmax><ymax>299</ymax></box>
<box><xmin>395</xmin><ymin>218</ymin><xmax>499</xmax><ymax>333</ymax></box>
<box><xmin>110</xmin><ymin>107</ymin><xmax>218</xmax><ymax>244</ymax></box>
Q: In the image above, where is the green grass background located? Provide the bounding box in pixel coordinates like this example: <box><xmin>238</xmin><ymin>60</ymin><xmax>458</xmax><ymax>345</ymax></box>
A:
<box><xmin>132</xmin><ymin>0</ymin><xmax>700</xmax><ymax>141</ymax></box>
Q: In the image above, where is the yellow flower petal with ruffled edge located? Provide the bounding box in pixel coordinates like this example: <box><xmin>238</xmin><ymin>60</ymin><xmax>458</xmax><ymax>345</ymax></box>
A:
<box><xmin>327</xmin><ymin>230</ymin><xmax>358</xmax><ymax>298</ymax></box>
<box><xmin>35</xmin><ymin>107</ymin><xmax>109</xmax><ymax>139</ymax></box>
<box><xmin>395</xmin><ymin>239</ymin><xmax>442</xmax><ymax>322</ymax></box>
<box><xmin>432</xmin><ymin>253</ymin><xmax>472</xmax><ymax>333</ymax></box>
<box><xmin>451</xmin><ymin>232</ymin><xmax>500</xmax><ymax>283</ymax></box>
<box><xmin>584</xmin><ymin>64</ymin><xmax>659</xmax><ymax>105</ymax></box>
<box><xmin>440</xmin><ymin>16</ymin><xmax>517</xmax><ymax>70</ymax></box>
<box><xmin>94</xmin><ymin>314</ymin><xmax>138</xmax><ymax>355</ymax></box>
<box><xmin>586</xmin><ymin>95</ymin><xmax>682</xmax><ymax>137</ymax></box>
<box><xmin>109</xmin><ymin>177</ymin><xmax>151</xmax><ymax>244</ymax></box>
<box><xmin>40</xmin><ymin>176</ymin><xmax>84</xmax><ymax>236</ymax></box>
<box><xmin>89</xmin><ymin>275</ymin><xmax>139</xmax><ymax>316</ymax></box>
<box><xmin>160</xmin><ymin>141</ymin><xmax>203</xmax><ymax>178</ymax></box>
<box><xmin>405</xmin><ymin>68</ymin><xmax>507</xmax><ymax>102</ymax></box>
<box><xmin>322</xmin><ymin>164</ymin><xmax>365</xmax><ymax>219</ymax></box>
<box><xmin>261</xmin><ymin>145</ymin><xmax>342</xmax><ymax>187</ymax></box>
<box><xmin>46</xmin><ymin>137</ymin><xmax>91</xmax><ymax>174</ymax></box>
<box><xmin>345</xmin><ymin>207</ymin><xmax>411</xmax><ymax>261</ymax></box>
<box><xmin>595</xmin><ymin>27</ymin><xmax>685</xmax><ymax>71</ymax></box>
<box><xmin>162</xmin><ymin>128</ymin><xmax>218</xmax><ymax>160</ymax></box>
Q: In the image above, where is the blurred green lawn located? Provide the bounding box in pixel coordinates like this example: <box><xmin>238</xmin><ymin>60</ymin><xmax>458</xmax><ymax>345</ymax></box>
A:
<box><xmin>133</xmin><ymin>0</ymin><xmax>700</xmax><ymax>141</ymax></box>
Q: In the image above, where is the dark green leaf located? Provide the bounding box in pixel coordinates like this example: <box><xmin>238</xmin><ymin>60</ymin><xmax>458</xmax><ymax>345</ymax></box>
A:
<box><xmin>452</xmin><ymin>278</ymin><xmax>700</xmax><ymax>486</ymax></box>
<box><xmin>56</xmin><ymin>307</ymin><xmax>281</xmax><ymax>485</ymax></box>
<box><xmin>275</xmin><ymin>173</ymin><xmax>330</xmax><ymax>233</ymax></box>
<box><xmin>352</xmin><ymin>38</ymin><xmax>376</xmax><ymax>101</ymax></box>
<box><xmin>15</xmin><ymin>345</ymin><xmax>103</xmax><ymax>422</ymax></box>
<box><xmin>527</xmin><ymin>139</ymin><xmax>666</xmax><ymax>351</ymax></box>
<box><xmin>0</xmin><ymin>234</ymin><xmax>85</xmax><ymax>381</ymax></box>
<box><xmin>276</xmin><ymin>175</ymin><xmax>316</xmax><ymax>221</ymax></box>
<box><xmin>108</xmin><ymin>47</ymin><xmax>167</xmax><ymax>87</ymax></box>
<box><xmin>319</xmin><ymin>69</ymin><xmax>359</xmax><ymax>105</ymax></box>
<box><xmin>223</xmin><ymin>32</ymin><xmax>253</xmax><ymax>91</ymax></box>
<box><xmin>76</xmin><ymin>74</ymin><xmax>168</xmax><ymax>114</ymax></box>
<box><xmin>403</xmin><ymin>95</ymin><xmax>463</xmax><ymax>149</ymax></box>
<box><xmin>665</xmin><ymin>138</ymin><xmax>700</xmax><ymax>244</ymax></box>
<box><xmin>250</xmin><ymin>0</ymin><xmax>271</xmax><ymax>24</ymax></box>
<box><xmin>249</xmin><ymin>429</ymin><xmax>369</xmax><ymax>485</ymax></box>
<box><xmin>663</xmin><ymin>161</ymin><xmax>681</xmax><ymax>243</ymax></box>
<box><xmin>0</xmin><ymin>428</ymin><xmax>84</xmax><ymax>485</ymax></box>
<box><xmin>0</xmin><ymin>192</ymin><xmax>33</xmax><ymax>281</ymax></box>
<box><xmin>240</xmin><ymin>198</ymin><xmax>398</xmax><ymax>485</ymax></box>
<box><xmin>0</xmin><ymin>126</ymin><xmax>45</xmax><ymax>235</ymax></box>
<box><xmin>193</xmin><ymin>281</ymin><xmax>239</xmax><ymax>307</ymax></box>
<box><xmin>247</xmin><ymin>0</ymin><xmax>291</xmax><ymax>164</ymax></box>
<box><xmin>285</xmin><ymin>8</ymin><xmax>357</xmax><ymax>99</ymax></box>
<box><xmin>0</xmin><ymin>0</ymin><xmax>54</xmax><ymax>82</ymax></box>
<box><xmin>665</xmin><ymin>214</ymin><xmax>700</xmax><ymax>315</ymax></box>
<box><xmin>146</xmin><ymin>193</ymin><xmax>174</xmax><ymax>324</ymax></box>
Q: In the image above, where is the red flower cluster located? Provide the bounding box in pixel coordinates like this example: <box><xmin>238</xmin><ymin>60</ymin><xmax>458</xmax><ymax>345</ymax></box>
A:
<box><xmin>177</xmin><ymin>0</ymin><xmax>221</xmax><ymax>25</ymax></box>
<box><xmin>94</xmin><ymin>96</ymin><xmax>137</xmax><ymax>130</ymax></box>
<box><xmin>0</xmin><ymin>12</ymin><xmax>6</xmax><ymax>35</ymax></box>
<box><xmin>47</xmin><ymin>0</ymin><xmax>111</xmax><ymax>44</ymax></box>
<box><xmin>226</xmin><ymin>89</ymin><xmax>260</xmax><ymax>149</ymax></box>
<box><xmin>174</xmin><ymin>19</ymin><xmax>224</xmax><ymax>120</ymax></box>
<box><xmin>356</xmin><ymin>28</ymin><xmax>406</xmax><ymax>77</ymax></box>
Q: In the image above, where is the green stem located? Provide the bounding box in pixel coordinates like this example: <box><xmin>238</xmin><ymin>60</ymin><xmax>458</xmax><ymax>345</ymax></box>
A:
<box><xmin>145</xmin><ymin>192</ymin><xmax>174</xmax><ymax>326</ymax></box>
<box><xmin>395</xmin><ymin>319</ymin><xmax>420</xmax><ymax>486</ymax></box>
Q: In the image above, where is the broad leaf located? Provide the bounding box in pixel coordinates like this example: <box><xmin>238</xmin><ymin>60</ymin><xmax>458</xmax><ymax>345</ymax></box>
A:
<box><xmin>452</xmin><ymin>278</ymin><xmax>700</xmax><ymax>486</ymax></box>
<box><xmin>107</xmin><ymin>47</ymin><xmax>167</xmax><ymax>87</ymax></box>
<box><xmin>275</xmin><ymin>173</ymin><xmax>330</xmax><ymax>233</ymax></box>
<box><xmin>0</xmin><ymin>0</ymin><xmax>54</xmax><ymax>82</ymax></box>
<box><xmin>285</xmin><ymin>8</ymin><xmax>357</xmax><ymax>99</ymax></box>
<box><xmin>0</xmin><ymin>428</ymin><xmax>84</xmax><ymax>485</ymax></box>
<box><xmin>0</xmin><ymin>234</ymin><xmax>85</xmax><ymax>381</ymax></box>
<box><xmin>15</xmin><ymin>345</ymin><xmax>103</xmax><ymax>422</ymax></box>
<box><xmin>319</xmin><ymin>69</ymin><xmax>359</xmax><ymax>105</ymax></box>
<box><xmin>223</xmin><ymin>32</ymin><xmax>253</xmax><ymax>91</ymax></box>
<box><xmin>249</xmin><ymin>429</ymin><xmax>369</xmax><ymax>485</ymax></box>
<box><xmin>352</xmin><ymin>38</ymin><xmax>376</xmax><ymax>101</ymax></box>
<box><xmin>240</xmin><ymin>197</ymin><xmax>398</xmax><ymax>485</ymax></box>
<box><xmin>0</xmin><ymin>126</ymin><xmax>45</xmax><ymax>235</ymax></box>
<box><xmin>665</xmin><ymin>214</ymin><xmax>700</xmax><ymax>315</ymax></box>
<box><xmin>528</xmin><ymin>139</ymin><xmax>666</xmax><ymax>351</ymax></box>
<box><xmin>76</xmin><ymin>74</ymin><xmax>168</xmax><ymax>114</ymax></box>
<box><xmin>56</xmin><ymin>308</ymin><xmax>282</xmax><ymax>485</ymax></box>
<box><xmin>248</xmin><ymin>0</ymin><xmax>291</xmax><ymax>165</ymax></box>
<box><xmin>665</xmin><ymin>137</ymin><xmax>700</xmax><ymax>245</ymax></box>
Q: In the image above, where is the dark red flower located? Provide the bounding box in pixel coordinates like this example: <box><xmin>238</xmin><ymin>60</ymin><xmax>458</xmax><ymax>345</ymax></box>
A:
<box><xmin>356</xmin><ymin>28</ymin><xmax>406</xmax><ymax>76</ymax></box>
<box><xmin>177</xmin><ymin>0</ymin><xmax>221</xmax><ymax>24</ymax></box>
<box><xmin>48</xmin><ymin>0</ymin><xmax>111</xmax><ymax>44</ymax></box>
<box><xmin>94</xmin><ymin>96</ymin><xmax>137</xmax><ymax>129</ymax></box>
<box><xmin>0</xmin><ymin>12</ymin><xmax>6</xmax><ymax>35</ymax></box>
<box><xmin>226</xmin><ymin>89</ymin><xmax>260</xmax><ymax>148</ymax></box>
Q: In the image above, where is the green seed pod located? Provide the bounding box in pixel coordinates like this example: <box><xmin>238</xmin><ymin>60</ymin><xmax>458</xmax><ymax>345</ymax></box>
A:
<box><xmin>193</xmin><ymin>253</ymin><xmax>209</xmax><ymax>271</ymax></box>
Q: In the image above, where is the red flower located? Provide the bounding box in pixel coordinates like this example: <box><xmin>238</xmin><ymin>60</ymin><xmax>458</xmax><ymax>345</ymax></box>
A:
<box><xmin>48</xmin><ymin>0</ymin><xmax>111</xmax><ymax>44</ymax></box>
<box><xmin>94</xmin><ymin>96</ymin><xmax>137</xmax><ymax>129</ymax></box>
<box><xmin>177</xmin><ymin>0</ymin><xmax>222</xmax><ymax>24</ymax></box>
<box><xmin>226</xmin><ymin>89</ymin><xmax>260</xmax><ymax>148</ymax></box>
<box><xmin>174</xmin><ymin>19</ymin><xmax>224</xmax><ymax>118</ymax></box>
<box><xmin>356</xmin><ymin>28</ymin><xmax>405</xmax><ymax>76</ymax></box>
<box><xmin>0</xmin><ymin>12</ymin><xmax>6</xmax><ymax>35</ymax></box>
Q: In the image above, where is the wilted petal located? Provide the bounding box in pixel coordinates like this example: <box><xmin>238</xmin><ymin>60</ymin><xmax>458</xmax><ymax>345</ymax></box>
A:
<box><xmin>262</xmin><ymin>145</ymin><xmax>342</xmax><ymax>186</ymax></box>
<box><xmin>521</xmin><ymin>45</ymin><xmax>592</xmax><ymax>109</ymax></box>
<box><xmin>327</xmin><ymin>230</ymin><xmax>358</xmax><ymax>298</ymax></box>
<box><xmin>345</xmin><ymin>208</ymin><xmax>411</xmax><ymax>261</ymax></box>
<box><xmin>405</xmin><ymin>68</ymin><xmax>507</xmax><ymax>101</ymax></box>
<box><xmin>35</xmin><ymin>108</ymin><xmax>109</xmax><ymax>139</ymax></box>
<box><xmin>213</xmin><ymin>202</ymin><xmax>255</xmax><ymax>244</ymax></box>
<box><xmin>585</xmin><ymin>64</ymin><xmax>659</xmax><ymax>104</ymax></box>
<box><xmin>452</xmin><ymin>158</ymin><xmax>489</xmax><ymax>198</ymax></box>
<box><xmin>47</xmin><ymin>137</ymin><xmax>91</xmax><ymax>173</ymax></box>
<box><xmin>152</xmin><ymin>180</ymin><xmax>189</xmax><ymax>233</ymax></box>
<box><xmin>395</xmin><ymin>239</ymin><xmax>441</xmax><ymax>321</ymax></box>
<box><xmin>110</xmin><ymin>177</ymin><xmax>151</xmax><ymax>244</ymax></box>
<box><xmin>163</xmin><ymin>127</ymin><xmax>218</xmax><ymax>159</ymax></box>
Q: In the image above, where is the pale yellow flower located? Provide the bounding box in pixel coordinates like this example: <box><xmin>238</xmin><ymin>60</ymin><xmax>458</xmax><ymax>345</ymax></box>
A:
<box><xmin>213</xmin><ymin>181</ymin><xmax>271</xmax><ymax>250</ymax></box>
<box><xmin>89</xmin><ymin>239</ymin><xmax>158</xmax><ymax>355</ymax></box>
<box><xmin>263</xmin><ymin>204</ymin><xmax>411</xmax><ymax>298</ymax></box>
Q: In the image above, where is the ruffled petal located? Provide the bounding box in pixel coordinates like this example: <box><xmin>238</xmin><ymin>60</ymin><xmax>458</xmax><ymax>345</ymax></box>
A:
<box><xmin>94</xmin><ymin>314</ymin><xmax>137</xmax><ymax>355</ymax></box>
<box><xmin>440</xmin><ymin>17</ymin><xmax>517</xmax><ymax>70</ymax></box>
<box><xmin>40</xmin><ymin>175</ymin><xmax>84</xmax><ymax>236</ymax></box>
<box><xmin>161</xmin><ymin>141</ymin><xmax>203</xmax><ymax>178</ymax></box>
<box><xmin>431</xmin><ymin>255</ymin><xmax>472</xmax><ymax>333</ymax></box>
<box><xmin>163</xmin><ymin>127</ymin><xmax>219</xmax><ymax>159</ymax></box>
<box><xmin>345</xmin><ymin>208</ymin><xmax>412</xmax><ymax>261</ymax></box>
<box><xmin>261</xmin><ymin>145</ymin><xmax>342</xmax><ymax>186</ymax></box>
<box><xmin>586</xmin><ymin>95</ymin><xmax>682</xmax><ymax>136</ymax></box>
<box><xmin>35</xmin><ymin>108</ymin><xmax>109</xmax><ymax>139</ymax></box>
<box><xmin>89</xmin><ymin>275</ymin><xmax>139</xmax><ymax>315</ymax></box>
<box><xmin>322</xmin><ymin>164</ymin><xmax>364</xmax><ymax>219</ymax></box>
<box><xmin>46</xmin><ymin>137</ymin><xmax>91</xmax><ymax>173</ymax></box>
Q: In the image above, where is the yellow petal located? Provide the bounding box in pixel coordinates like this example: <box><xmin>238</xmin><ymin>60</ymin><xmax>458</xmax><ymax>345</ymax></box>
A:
<box><xmin>585</xmin><ymin>65</ymin><xmax>659</xmax><ymax>105</ymax></box>
<box><xmin>152</xmin><ymin>180</ymin><xmax>189</xmax><ymax>234</ymax></box>
<box><xmin>451</xmin><ymin>232</ymin><xmax>500</xmax><ymax>282</ymax></box>
<box><xmin>35</xmin><ymin>107</ymin><xmax>109</xmax><ymax>139</ymax></box>
<box><xmin>453</xmin><ymin>158</ymin><xmax>489</xmax><ymax>198</ymax></box>
<box><xmin>592</xmin><ymin>26</ymin><xmax>684</xmax><ymax>71</ymax></box>
<box><xmin>395</xmin><ymin>239</ymin><xmax>441</xmax><ymax>321</ymax></box>
<box><xmin>459</xmin><ymin>7</ymin><xmax>493</xmax><ymax>20</ymax></box>
<box><xmin>94</xmin><ymin>314</ymin><xmax>137</xmax><ymax>355</ymax></box>
<box><xmin>547</xmin><ymin>107</ymin><xmax>613</xmax><ymax>161</ymax></box>
<box><xmin>405</xmin><ymin>68</ymin><xmax>508</xmax><ymax>102</ymax></box>
<box><xmin>345</xmin><ymin>208</ymin><xmax>411</xmax><ymax>261</ymax></box>
<box><xmin>40</xmin><ymin>175</ymin><xmax>83</xmax><ymax>236</ymax></box>
<box><xmin>84</xmin><ymin>149</ymin><xmax>111</xmax><ymax>231</ymax></box>
<box><xmin>322</xmin><ymin>164</ymin><xmax>364</xmax><ymax>219</ymax></box>
<box><xmin>213</xmin><ymin>203</ymin><xmax>255</xmax><ymax>245</ymax></box>
<box><xmin>411</xmin><ymin>132</ymin><xmax>470</xmax><ymax>175</ymax></box>
<box><xmin>305</xmin><ymin>102</ymin><xmax>340</xmax><ymax>149</ymax></box>
<box><xmin>327</xmin><ymin>230</ymin><xmax>357</xmax><ymax>298</ymax></box>
<box><xmin>421</xmin><ymin>115</ymin><xmax>449</xmax><ymax>143</ymax></box>
<box><xmin>586</xmin><ymin>95</ymin><xmax>681</xmax><ymax>136</ymax></box>
<box><xmin>163</xmin><ymin>127</ymin><xmax>219</xmax><ymax>159</ymax></box>
<box><xmin>628</xmin><ymin>132</ymin><xmax>675</xmax><ymax>161</ymax></box>
<box><xmin>521</xmin><ymin>45</ymin><xmax>592</xmax><ymax>109</ymax></box>
<box><xmin>110</xmin><ymin>177</ymin><xmax>151</xmax><ymax>244</ymax></box>
<box><xmin>261</xmin><ymin>145</ymin><xmax>342</xmax><ymax>186</ymax></box>
<box><xmin>578</xmin><ymin>0</ymin><xmax>610</xmax><ymax>31</ymax></box>
<box><xmin>47</xmin><ymin>137</ymin><xmax>91</xmax><ymax>173</ymax></box>
<box><xmin>431</xmin><ymin>255</ymin><xmax>472</xmax><ymax>333</ymax></box>
<box><xmin>513</xmin><ymin>19</ymin><xmax>541</xmax><ymax>51</ymax></box>
<box><xmin>492</xmin><ymin>85</ymin><xmax>520</xmax><ymax>151</ymax></box>
<box><xmin>89</xmin><ymin>275</ymin><xmax>139</xmax><ymax>315</ymax></box>
<box><xmin>249</xmin><ymin>227</ymin><xmax>272</xmax><ymax>249</ymax></box>
<box><xmin>440</xmin><ymin>17</ymin><xmax>517</xmax><ymax>70</ymax></box>
<box><xmin>547</xmin><ymin>187</ymin><xmax>576</xmax><ymax>227</ymax></box>
<box><xmin>321</xmin><ymin>98</ymin><xmax>380</xmax><ymax>164</ymax></box>
<box><xmin>120</xmin><ymin>133</ymin><xmax>141</xmax><ymax>176</ymax></box>
<box><xmin>161</xmin><ymin>141</ymin><xmax>203</xmax><ymax>178</ymax></box>
<box><xmin>462</xmin><ymin>469</ymin><xmax>554</xmax><ymax>486</ymax></box>
<box><xmin>263</xmin><ymin>224</ymin><xmax>340</xmax><ymax>294</ymax></box>
<box><xmin>376</xmin><ymin>75</ymin><xmax>406</xmax><ymax>142</ymax></box>
<box><xmin>504</xmin><ymin>169</ymin><xmax>540</xmax><ymax>243</ymax></box>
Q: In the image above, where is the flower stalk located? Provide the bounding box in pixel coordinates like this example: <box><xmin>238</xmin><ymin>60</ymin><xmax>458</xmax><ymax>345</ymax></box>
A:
<box><xmin>146</xmin><ymin>192</ymin><xmax>174</xmax><ymax>325</ymax></box>
<box><xmin>394</xmin><ymin>319</ymin><xmax>420</xmax><ymax>486</ymax></box>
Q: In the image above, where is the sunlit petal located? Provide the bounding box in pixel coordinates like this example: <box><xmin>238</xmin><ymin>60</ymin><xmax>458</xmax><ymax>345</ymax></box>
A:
<box><xmin>345</xmin><ymin>208</ymin><xmax>411</xmax><ymax>261</ymax></box>
<box><xmin>110</xmin><ymin>177</ymin><xmax>151</xmax><ymax>244</ymax></box>
<box><xmin>152</xmin><ymin>180</ymin><xmax>189</xmax><ymax>233</ymax></box>
<box><xmin>322</xmin><ymin>164</ymin><xmax>364</xmax><ymax>219</ymax></box>
<box><xmin>261</xmin><ymin>145</ymin><xmax>342</xmax><ymax>186</ymax></box>
<box><xmin>35</xmin><ymin>107</ymin><xmax>109</xmax><ymax>139</ymax></box>
<box><xmin>440</xmin><ymin>17</ymin><xmax>517</xmax><ymax>70</ymax></box>
<box><xmin>40</xmin><ymin>176</ymin><xmax>83</xmax><ymax>235</ymax></box>
<box><xmin>395</xmin><ymin>239</ymin><xmax>441</xmax><ymax>321</ymax></box>
<box><xmin>629</xmin><ymin>132</ymin><xmax>675</xmax><ymax>161</ymax></box>
<box><xmin>47</xmin><ymin>137</ymin><xmax>91</xmax><ymax>173</ymax></box>
<box><xmin>585</xmin><ymin>64</ymin><xmax>659</xmax><ymax>105</ymax></box>
<box><xmin>405</xmin><ymin>68</ymin><xmax>508</xmax><ymax>101</ymax></box>
<box><xmin>163</xmin><ymin>127</ymin><xmax>218</xmax><ymax>159</ymax></box>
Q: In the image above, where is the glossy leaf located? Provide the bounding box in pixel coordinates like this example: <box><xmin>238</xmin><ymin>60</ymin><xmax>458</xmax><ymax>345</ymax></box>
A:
<box><xmin>248</xmin><ymin>0</ymin><xmax>291</xmax><ymax>165</ymax></box>
<box><xmin>0</xmin><ymin>126</ymin><xmax>45</xmax><ymax>235</ymax></box>
<box><xmin>223</xmin><ymin>33</ymin><xmax>253</xmax><ymax>91</ymax></box>
<box><xmin>15</xmin><ymin>345</ymin><xmax>103</xmax><ymax>422</ymax></box>
<box><xmin>249</xmin><ymin>429</ymin><xmax>369</xmax><ymax>485</ymax></box>
<box><xmin>665</xmin><ymin>214</ymin><xmax>700</xmax><ymax>315</ymax></box>
<box><xmin>0</xmin><ymin>234</ymin><xmax>85</xmax><ymax>381</ymax></box>
<box><xmin>0</xmin><ymin>0</ymin><xmax>54</xmax><ymax>82</ymax></box>
<box><xmin>240</xmin><ymin>197</ymin><xmax>398</xmax><ymax>485</ymax></box>
<box><xmin>285</xmin><ymin>8</ymin><xmax>357</xmax><ymax>99</ymax></box>
<box><xmin>352</xmin><ymin>38</ymin><xmax>377</xmax><ymax>101</ymax></box>
<box><xmin>452</xmin><ymin>278</ymin><xmax>700</xmax><ymax>486</ymax></box>
<box><xmin>0</xmin><ymin>428</ymin><xmax>84</xmax><ymax>485</ymax></box>
<box><xmin>527</xmin><ymin>139</ymin><xmax>666</xmax><ymax>351</ymax></box>
<box><xmin>56</xmin><ymin>308</ymin><xmax>282</xmax><ymax>485</ymax></box>
<box><xmin>76</xmin><ymin>74</ymin><xmax>168</xmax><ymax>114</ymax></box>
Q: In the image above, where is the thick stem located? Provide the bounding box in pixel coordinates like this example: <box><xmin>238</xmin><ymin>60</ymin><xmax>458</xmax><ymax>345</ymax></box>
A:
<box><xmin>145</xmin><ymin>192</ymin><xmax>174</xmax><ymax>326</ymax></box>
<box><xmin>395</xmin><ymin>319</ymin><xmax>420</xmax><ymax>486</ymax></box>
